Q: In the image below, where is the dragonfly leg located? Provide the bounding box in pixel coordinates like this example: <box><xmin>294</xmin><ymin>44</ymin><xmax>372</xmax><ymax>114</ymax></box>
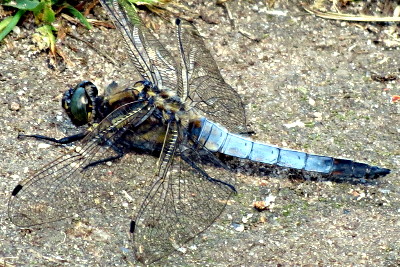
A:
<box><xmin>180</xmin><ymin>153</ymin><xmax>236</xmax><ymax>193</ymax></box>
<box><xmin>18</xmin><ymin>132</ymin><xmax>87</xmax><ymax>144</ymax></box>
<box><xmin>82</xmin><ymin>144</ymin><xmax>124</xmax><ymax>170</ymax></box>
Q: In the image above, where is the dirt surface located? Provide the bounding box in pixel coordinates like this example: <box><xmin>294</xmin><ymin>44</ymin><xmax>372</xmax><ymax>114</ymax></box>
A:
<box><xmin>0</xmin><ymin>0</ymin><xmax>399</xmax><ymax>266</ymax></box>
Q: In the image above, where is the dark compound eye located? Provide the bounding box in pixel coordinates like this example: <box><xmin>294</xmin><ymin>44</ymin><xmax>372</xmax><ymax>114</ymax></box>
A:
<box><xmin>62</xmin><ymin>81</ymin><xmax>98</xmax><ymax>126</ymax></box>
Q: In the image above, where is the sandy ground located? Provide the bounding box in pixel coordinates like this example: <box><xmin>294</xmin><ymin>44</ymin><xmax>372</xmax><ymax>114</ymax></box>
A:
<box><xmin>0</xmin><ymin>0</ymin><xmax>399</xmax><ymax>266</ymax></box>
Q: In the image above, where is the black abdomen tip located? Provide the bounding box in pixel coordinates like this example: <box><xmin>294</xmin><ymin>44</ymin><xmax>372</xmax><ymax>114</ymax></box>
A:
<box><xmin>11</xmin><ymin>184</ymin><xmax>23</xmax><ymax>196</ymax></box>
<box><xmin>367</xmin><ymin>167</ymin><xmax>391</xmax><ymax>179</ymax></box>
<box><xmin>331</xmin><ymin>159</ymin><xmax>390</xmax><ymax>179</ymax></box>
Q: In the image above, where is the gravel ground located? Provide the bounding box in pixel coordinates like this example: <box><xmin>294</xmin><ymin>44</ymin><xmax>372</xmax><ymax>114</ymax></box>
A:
<box><xmin>0</xmin><ymin>0</ymin><xmax>399</xmax><ymax>266</ymax></box>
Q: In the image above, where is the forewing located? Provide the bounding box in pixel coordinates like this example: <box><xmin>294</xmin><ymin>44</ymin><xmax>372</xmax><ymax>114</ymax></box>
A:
<box><xmin>100</xmin><ymin>0</ymin><xmax>181</xmax><ymax>92</ymax></box>
<box><xmin>130</xmin><ymin>126</ymin><xmax>236</xmax><ymax>264</ymax></box>
<box><xmin>8</xmin><ymin>101</ymin><xmax>154</xmax><ymax>227</ymax></box>
<box><xmin>177</xmin><ymin>19</ymin><xmax>247</xmax><ymax>134</ymax></box>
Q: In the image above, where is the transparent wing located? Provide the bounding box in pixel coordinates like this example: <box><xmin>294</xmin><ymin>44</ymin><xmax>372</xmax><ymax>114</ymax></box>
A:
<box><xmin>130</xmin><ymin>123</ymin><xmax>236</xmax><ymax>264</ymax></box>
<box><xmin>100</xmin><ymin>0</ymin><xmax>181</xmax><ymax>92</ymax></box>
<box><xmin>8</xmin><ymin>100</ymin><xmax>155</xmax><ymax>227</ymax></box>
<box><xmin>177</xmin><ymin>19</ymin><xmax>247</xmax><ymax>134</ymax></box>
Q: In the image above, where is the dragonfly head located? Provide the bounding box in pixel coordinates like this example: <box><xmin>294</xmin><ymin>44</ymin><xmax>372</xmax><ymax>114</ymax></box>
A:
<box><xmin>62</xmin><ymin>81</ymin><xmax>99</xmax><ymax>126</ymax></box>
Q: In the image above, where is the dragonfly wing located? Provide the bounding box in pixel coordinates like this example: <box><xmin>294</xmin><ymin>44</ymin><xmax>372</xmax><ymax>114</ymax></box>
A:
<box><xmin>177</xmin><ymin>19</ymin><xmax>247</xmax><ymax>134</ymax></box>
<box><xmin>130</xmin><ymin>123</ymin><xmax>236</xmax><ymax>264</ymax></box>
<box><xmin>8</xmin><ymin>100</ymin><xmax>154</xmax><ymax>227</ymax></box>
<box><xmin>100</xmin><ymin>0</ymin><xmax>182</xmax><ymax>92</ymax></box>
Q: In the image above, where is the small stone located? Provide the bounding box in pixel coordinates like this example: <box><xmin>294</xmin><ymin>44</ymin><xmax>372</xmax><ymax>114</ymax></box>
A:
<box><xmin>242</xmin><ymin>213</ymin><xmax>253</xmax><ymax>223</ymax></box>
<box><xmin>8</xmin><ymin>102</ymin><xmax>20</xmax><ymax>111</ymax></box>
<box><xmin>378</xmin><ymin>189</ymin><xmax>391</xmax><ymax>194</ymax></box>
<box><xmin>283</xmin><ymin>120</ymin><xmax>305</xmax><ymax>128</ymax></box>
<box><xmin>394</xmin><ymin>5</ymin><xmax>400</xmax><ymax>17</ymax></box>
<box><xmin>313</xmin><ymin>112</ymin><xmax>323</xmax><ymax>121</ymax></box>
<box><xmin>12</xmin><ymin>26</ymin><xmax>21</xmax><ymax>35</ymax></box>
<box><xmin>38</xmin><ymin>143</ymin><xmax>51</xmax><ymax>149</ymax></box>
<box><xmin>231</xmin><ymin>223</ymin><xmax>244</xmax><ymax>232</ymax></box>
<box><xmin>10</xmin><ymin>174</ymin><xmax>20</xmax><ymax>179</ymax></box>
<box><xmin>253</xmin><ymin>201</ymin><xmax>267</xmax><ymax>211</ymax></box>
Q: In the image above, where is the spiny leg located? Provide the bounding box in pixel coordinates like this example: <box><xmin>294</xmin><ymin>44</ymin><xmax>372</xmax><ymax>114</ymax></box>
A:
<box><xmin>18</xmin><ymin>132</ymin><xmax>87</xmax><ymax>145</ymax></box>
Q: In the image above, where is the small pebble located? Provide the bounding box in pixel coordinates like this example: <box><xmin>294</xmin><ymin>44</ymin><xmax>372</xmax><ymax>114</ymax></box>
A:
<box><xmin>9</xmin><ymin>102</ymin><xmax>20</xmax><ymax>111</ymax></box>
<box><xmin>231</xmin><ymin>223</ymin><xmax>244</xmax><ymax>232</ymax></box>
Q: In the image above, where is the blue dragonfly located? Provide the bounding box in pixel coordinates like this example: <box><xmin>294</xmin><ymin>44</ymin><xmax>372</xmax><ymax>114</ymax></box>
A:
<box><xmin>9</xmin><ymin>0</ymin><xmax>390</xmax><ymax>264</ymax></box>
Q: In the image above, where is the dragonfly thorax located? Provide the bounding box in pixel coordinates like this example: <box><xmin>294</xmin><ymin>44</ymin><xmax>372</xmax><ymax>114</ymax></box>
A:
<box><xmin>136</xmin><ymin>81</ymin><xmax>187</xmax><ymax>123</ymax></box>
<box><xmin>62</xmin><ymin>80</ymin><xmax>188</xmax><ymax>129</ymax></box>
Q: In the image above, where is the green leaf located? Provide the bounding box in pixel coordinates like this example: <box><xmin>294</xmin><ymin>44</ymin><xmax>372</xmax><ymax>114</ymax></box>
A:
<box><xmin>63</xmin><ymin>4</ymin><xmax>92</xmax><ymax>29</ymax></box>
<box><xmin>35</xmin><ymin>24</ymin><xmax>56</xmax><ymax>53</ymax></box>
<box><xmin>51</xmin><ymin>0</ymin><xmax>64</xmax><ymax>5</ymax></box>
<box><xmin>42</xmin><ymin>2</ymin><xmax>56</xmax><ymax>23</ymax></box>
<box><xmin>0</xmin><ymin>9</ymin><xmax>26</xmax><ymax>41</ymax></box>
<box><xmin>119</xmin><ymin>0</ymin><xmax>141</xmax><ymax>26</ymax></box>
<box><xmin>32</xmin><ymin>2</ymin><xmax>45</xmax><ymax>16</ymax></box>
<box><xmin>3</xmin><ymin>0</ymin><xmax>41</xmax><ymax>10</ymax></box>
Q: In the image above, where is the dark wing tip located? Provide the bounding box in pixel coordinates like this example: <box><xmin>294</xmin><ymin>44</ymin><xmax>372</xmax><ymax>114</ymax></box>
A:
<box><xmin>130</xmin><ymin>220</ymin><xmax>136</xmax><ymax>233</ymax></box>
<box><xmin>11</xmin><ymin>184</ymin><xmax>23</xmax><ymax>196</ymax></box>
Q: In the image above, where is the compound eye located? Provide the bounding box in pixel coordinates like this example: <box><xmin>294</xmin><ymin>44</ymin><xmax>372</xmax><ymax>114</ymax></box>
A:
<box><xmin>62</xmin><ymin>81</ymin><xmax>98</xmax><ymax>126</ymax></box>
<box><xmin>70</xmin><ymin>86</ymin><xmax>90</xmax><ymax>125</ymax></box>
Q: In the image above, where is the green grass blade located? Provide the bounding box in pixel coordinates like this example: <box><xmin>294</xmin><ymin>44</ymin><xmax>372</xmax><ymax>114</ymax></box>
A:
<box><xmin>0</xmin><ymin>9</ymin><xmax>26</xmax><ymax>41</ymax></box>
<box><xmin>63</xmin><ymin>4</ymin><xmax>92</xmax><ymax>29</ymax></box>
<box><xmin>3</xmin><ymin>0</ymin><xmax>41</xmax><ymax>10</ymax></box>
<box><xmin>0</xmin><ymin>16</ymin><xmax>13</xmax><ymax>32</ymax></box>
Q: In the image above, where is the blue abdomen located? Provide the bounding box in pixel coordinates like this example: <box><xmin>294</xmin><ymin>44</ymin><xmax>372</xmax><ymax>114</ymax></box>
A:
<box><xmin>190</xmin><ymin>117</ymin><xmax>390</xmax><ymax>178</ymax></box>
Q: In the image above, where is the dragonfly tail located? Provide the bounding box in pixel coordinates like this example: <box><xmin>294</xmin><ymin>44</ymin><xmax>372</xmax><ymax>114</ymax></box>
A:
<box><xmin>330</xmin><ymin>158</ymin><xmax>391</xmax><ymax>179</ymax></box>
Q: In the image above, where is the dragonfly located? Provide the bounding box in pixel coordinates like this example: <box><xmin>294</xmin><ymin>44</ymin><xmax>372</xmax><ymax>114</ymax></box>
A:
<box><xmin>9</xmin><ymin>0</ymin><xmax>391</xmax><ymax>264</ymax></box>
